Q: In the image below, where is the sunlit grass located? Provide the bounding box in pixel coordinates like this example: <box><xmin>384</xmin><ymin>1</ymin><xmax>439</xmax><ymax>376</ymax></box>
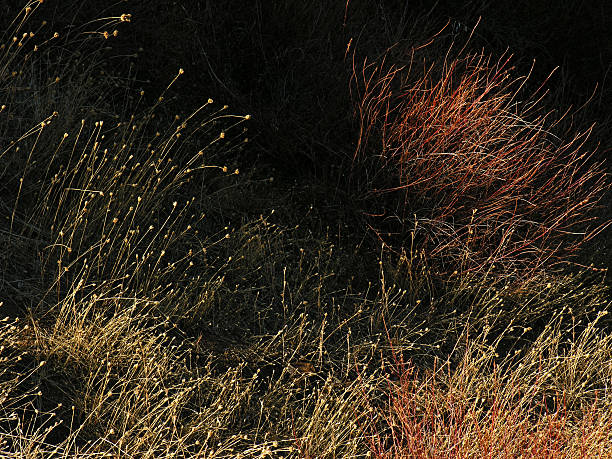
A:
<box><xmin>0</xmin><ymin>2</ymin><xmax>610</xmax><ymax>458</ymax></box>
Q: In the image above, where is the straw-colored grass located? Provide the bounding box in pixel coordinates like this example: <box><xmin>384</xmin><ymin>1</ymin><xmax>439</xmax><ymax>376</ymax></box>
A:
<box><xmin>0</xmin><ymin>2</ymin><xmax>610</xmax><ymax>458</ymax></box>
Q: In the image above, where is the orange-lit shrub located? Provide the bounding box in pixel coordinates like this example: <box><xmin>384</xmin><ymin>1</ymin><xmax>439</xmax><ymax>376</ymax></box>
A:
<box><xmin>363</xmin><ymin>353</ymin><xmax>612</xmax><ymax>458</ymax></box>
<box><xmin>353</xmin><ymin>51</ymin><xmax>609</xmax><ymax>281</ymax></box>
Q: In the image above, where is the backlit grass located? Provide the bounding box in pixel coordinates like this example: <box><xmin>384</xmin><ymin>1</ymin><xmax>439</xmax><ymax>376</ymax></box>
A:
<box><xmin>0</xmin><ymin>2</ymin><xmax>610</xmax><ymax>457</ymax></box>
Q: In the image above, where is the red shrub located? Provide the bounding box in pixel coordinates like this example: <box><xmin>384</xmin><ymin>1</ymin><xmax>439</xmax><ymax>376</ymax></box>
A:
<box><xmin>362</xmin><ymin>354</ymin><xmax>612</xmax><ymax>458</ymax></box>
<box><xmin>352</xmin><ymin>50</ymin><xmax>609</xmax><ymax>281</ymax></box>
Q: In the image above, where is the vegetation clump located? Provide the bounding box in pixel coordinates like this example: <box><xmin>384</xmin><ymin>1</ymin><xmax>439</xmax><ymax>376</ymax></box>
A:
<box><xmin>0</xmin><ymin>1</ymin><xmax>610</xmax><ymax>457</ymax></box>
<box><xmin>353</xmin><ymin>51</ymin><xmax>609</xmax><ymax>283</ymax></box>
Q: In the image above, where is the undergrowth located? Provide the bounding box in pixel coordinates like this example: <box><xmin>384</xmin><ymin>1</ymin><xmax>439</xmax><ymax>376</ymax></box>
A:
<box><xmin>0</xmin><ymin>2</ymin><xmax>610</xmax><ymax>458</ymax></box>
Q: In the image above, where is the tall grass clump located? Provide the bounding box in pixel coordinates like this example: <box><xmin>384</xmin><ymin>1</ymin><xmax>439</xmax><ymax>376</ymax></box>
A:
<box><xmin>0</xmin><ymin>4</ymin><xmax>264</xmax><ymax>455</ymax></box>
<box><xmin>352</xmin><ymin>49</ymin><xmax>609</xmax><ymax>283</ymax></box>
<box><xmin>1</xmin><ymin>1</ymin><xmax>135</xmax><ymax>303</ymax></box>
<box><xmin>8</xmin><ymin>74</ymin><xmax>252</xmax><ymax>457</ymax></box>
<box><xmin>361</xmin><ymin>276</ymin><xmax>612</xmax><ymax>458</ymax></box>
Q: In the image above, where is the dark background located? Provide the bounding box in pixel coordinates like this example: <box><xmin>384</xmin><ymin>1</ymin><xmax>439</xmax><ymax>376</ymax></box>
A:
<box><xmin>2</xmin><ymin>0</ymin><xmax>610</xmax><ymax>266</ymax></box>
<box><xmin>5</xmin><ymin>0</ymin><xmax>608</xmax><ymax>167</ymax></box>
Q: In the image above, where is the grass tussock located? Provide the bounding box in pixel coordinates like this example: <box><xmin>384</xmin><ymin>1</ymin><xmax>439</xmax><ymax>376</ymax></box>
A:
<box><xmin>365</xmin><ymin>324</ymin><xmax>612</xmax><ymax>458</ymax></box>
<box><xmin>352</xmin><ymin>50</ymin><xmax>609</xmax><ymax>283</ymax></box>
<box><xmin>0</xmin><ymin>2</ymin><xmax>610</xmax><ymax>458</ymax></box>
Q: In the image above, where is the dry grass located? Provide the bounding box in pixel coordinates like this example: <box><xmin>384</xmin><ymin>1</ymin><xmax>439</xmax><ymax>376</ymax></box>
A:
<box><xmin>352</xmin><ymin>50</ymin><xmax>609</xmax><ymax>283</ymax></box>
<box><xmin>0</xmin><ymin>2</ymin><xmax>610</xmax><ymax>458</ymax></box>
<box><xmin>362</xmin><ymin>282</ymin><xmax>612</xmax><ymax>458</ymax></box>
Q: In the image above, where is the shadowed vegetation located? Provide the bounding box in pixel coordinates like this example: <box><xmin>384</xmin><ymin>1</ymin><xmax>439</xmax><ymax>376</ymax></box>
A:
<box><xmin>0</xmin><ymin>1</ymin><xmax>610</xmax><ymax>457</ymax></box>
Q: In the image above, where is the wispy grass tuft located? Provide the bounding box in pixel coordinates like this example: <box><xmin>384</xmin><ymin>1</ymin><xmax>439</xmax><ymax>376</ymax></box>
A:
<box><xmin>0</xmin><ymin>3</ymin><xmax>610</xmax><ymax>458</ymax></box>
<box><xmin>352</xmin><ymin>49</ymin><xmax>610</xmax><ymax>284</ymax></box>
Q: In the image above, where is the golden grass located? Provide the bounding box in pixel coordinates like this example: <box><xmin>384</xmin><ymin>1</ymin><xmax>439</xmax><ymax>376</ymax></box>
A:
<box><xmin>0</xmin><ymin>2</ymin><xmax>610</xmax><ymax>458</ymax></box>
